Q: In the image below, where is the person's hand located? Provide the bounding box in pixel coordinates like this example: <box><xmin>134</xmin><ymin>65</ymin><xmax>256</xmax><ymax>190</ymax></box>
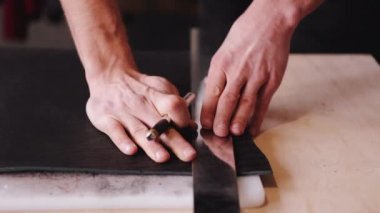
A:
<box><xmin>60</xmin><ymin>0</ymin><xmax>200</xmax><ymax>163</ymax></box>
<box><xmin>86</xmin><ymin>69</ymin><xmax>196</xmax><ymax>163</ymax></box>
<box><xmin>201</xmin><ymin>0</ymin><xmax>302</xmax><ymax>137</ymax></box>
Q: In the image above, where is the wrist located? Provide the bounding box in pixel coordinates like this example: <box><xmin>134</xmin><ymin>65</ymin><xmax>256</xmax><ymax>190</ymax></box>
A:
<box><xmin>86</xmin><ymin>61</ymin><xmax>140</xmax><ymax>94</ymax></box>
<box><xmin>84</xmin><ymin>51</ymin><xmax>136</xmax><ymax>81</ymax></box>
<box><xmin>81</xmin><ymin>30</ymin><xmax>140</xmax><ymax>89</ymax></box>
<box><xmin>82</xmin><ymin>34</ymin><xmax>138</xmax><ymax>79</ymax></box>
<box><xmin>242</xmin><ymin>0</ymin><xmax>304</xmax><ymax>36</ymax></box>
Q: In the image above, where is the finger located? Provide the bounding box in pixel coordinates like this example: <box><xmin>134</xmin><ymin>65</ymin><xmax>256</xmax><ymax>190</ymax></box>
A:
<box><xmin>160</xmin><ymin>128</ymin><xmax>196</xmax><ymax>162</ymax></box>
<box><xmin>230</xmin><ymin>76</ymin><xmax>265</xmax><ymax>135</ymax></box>
<box><xmin>100</xmin><ymin>118</ymin><xmax>138</xmax><ymax>155</ymax></box>
<box><xmin>139</xmin><ymin>76</ymin><xmax>192</xmax><ymax>128</ymax></box>
<box><xmin>119</xmin><ymin>114</ymin><xmax>170</xmax><ymax>163</ymax></box>
<box><xmin>200</xmin><ymin>70</ymin><xmax>226</xmax><ymax>129</ymax></box>
<box><xmin>139</xmin><ymin>90</ymin><xmax>197</xmax><ymax>161</ymax></box>
<box><xmin>126</xmin><ymin>89</ymin><xmax>169</xmax><ymax>127</ymax></box>
<box><xmin>121</xmin><ymin>109</ymin><xmax>195</xmax><ymax>162</ymax></box>
<box><xmin>249</xmin><ymin>79</ymin><xmax>278</xmax><ymax>136</ymax></box>
<box><xmin>128</xmin><ymin>84</ymin><xmax>192</xmax><ymax>130</ymax></box>
<box><xmin>213</xmin><ymin>78</ymin><xmax>245</xmax><ymax>137</ymax></box>
<box><xmin>150</xmin><ymin>92</ymin><xmax>192</xmax><ymax>128</ymax></box>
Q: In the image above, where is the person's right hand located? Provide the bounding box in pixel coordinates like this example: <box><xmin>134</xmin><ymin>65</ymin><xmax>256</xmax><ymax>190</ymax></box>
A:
<box><xmin>199</xmin><ymin>0</ymin><xmax>323</xmax><ymax>137</ymax></box>
<box><xmin>86</xmin><ymin>68</ymin><xmax>196</xmax><ymax>163</ymax></box>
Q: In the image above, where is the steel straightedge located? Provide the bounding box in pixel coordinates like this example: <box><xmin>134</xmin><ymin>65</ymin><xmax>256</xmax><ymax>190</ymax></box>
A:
<box><xmin>192</xmin><ymin>129</ymin><xmax>240</xmax><ymax>213</ymax></box>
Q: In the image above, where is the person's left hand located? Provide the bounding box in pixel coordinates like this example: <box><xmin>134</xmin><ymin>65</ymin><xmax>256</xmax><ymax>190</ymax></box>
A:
<box><xmin>86</xmin><ymin>69</ymin><xmax>197</xmax><ymax>163</ymax></box>
<box><xmin>201</xmin><ymin>1</ymin><xmax>300</xmax><ymax>136</ymax></box>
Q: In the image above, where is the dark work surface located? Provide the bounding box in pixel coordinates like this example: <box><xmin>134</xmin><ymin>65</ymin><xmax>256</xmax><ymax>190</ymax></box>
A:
<box><xmin>0</xmin><ymin>48</ymin><xmax>271</xmax><ymax>176</ymax></box>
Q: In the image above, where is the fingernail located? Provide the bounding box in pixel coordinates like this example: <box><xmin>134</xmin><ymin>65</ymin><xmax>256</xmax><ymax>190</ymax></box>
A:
<box><xmin>121</xmin><ymin>143</ymin><xmax>137</xmax><ymax>154</ymax></box>
<box><xmin>215</xmin><ymin>124</ymin><xmax>228</xmax><ymax>136</ymax></box>
<box><xmin>155</xmin><ymin>151</ymin><xmax>169</xmax><ymax>162</ymax></box>
<box><xmin>231</xmin><ymin>123</ymin><xmax>243</xmax><ymax>135</ymax></box>
<box><xmin>183</xmin><ymin>148</ymin><xmax>196</xmax><ymax>160</ymax></box>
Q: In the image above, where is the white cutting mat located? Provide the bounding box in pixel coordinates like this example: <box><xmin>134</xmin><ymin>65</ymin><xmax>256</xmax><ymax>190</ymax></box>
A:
<box><xmin>0</xmin><ymin>173</ymin><xmax>264</xmax><ymax>210</ymax></box>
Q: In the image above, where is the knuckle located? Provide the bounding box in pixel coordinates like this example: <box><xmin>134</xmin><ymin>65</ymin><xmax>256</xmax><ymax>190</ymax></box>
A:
<box><xmin>140</xmin><ymin>85</ymin><xmax>152</xmax><ymax>96</ymax></box>
<box><xmin>130</xmin><ymin>125</ymin><xmax>147</xmax><ymax>136</ymax></box>
<box><xmin>207</xmin><ymin>84</ymin><xmax>223</xmax><ymax>97</ymax></box>
<box><xmin>222</xmin><ymin>91</ymin><xmax>240</xmax><ymax>104</ymax></box>
<box><xmin>153</xmin><ymin>76</ymin><xmax>171</xmax><ymax>85</ymax></box>
<box><xmin>125</xmin><ymin>94</ymin><xmax>150</xmax><ymax>111</ymax></box>
<box><xmin>267</xmin><ymin>79</ymin><xmax>281</xmax><ymax>94</ymax></box>
<box><xmin>240</xmin><ymin>96</ymin><xmax>254</xmax><ymax>108</ymax></box>
<box><xmin>210</xmin><ymin>54</ymin><xmax>222</xmax><ymax>68</ymax></box>
<box><xmin>166</xmin><ymin>95</ymin><xmax>186</xmax><ymax>111</ymax></box>
<box><xmin>252</xmin><ymin>73</ymin><xmax>268</xmax><ymax>85</ymax></box>
<box><xmin>231</xmin><ymin>74</ymin><xmax>246</xmax><ymax>85</ymax></box>
<box><xmin>104</xmin><ymin>120</ymin><xmax>120</xmax><ymax>133</ymax></box>
<box><xmin>133</xmin><ymin>94</ymin><xmax>149</xmax><ymax>106</ymax></box>
<box><xmin>151</xmin><ymin>76</ymin><xmax>179</xmax><ymax>94</ymax></box>
<box><xmin>210</xmin><ymin>51</ymin><xmax>232</xmax><ymax>70</ymax></box>
<box><xmin>270</xmin><ymin>73</ymin><xmax>282</xmax><ymax>84</ymax></box>
<box><xmin>87</xmin><ymin>98</ymin><xmax>113</xmax><ymax>113</ymax></box>
<box><xmin>252</xmin><ymin>77</ymin><xmax>265</xmax><ymax>86</ymax></box>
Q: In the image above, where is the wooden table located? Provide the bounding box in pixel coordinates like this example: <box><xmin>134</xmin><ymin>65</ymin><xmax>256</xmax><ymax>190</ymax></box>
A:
<box><xmin>3</xmin><ymin>54</ymin><xmax>380</xmax><ymax>213</ymax></box>
<box><xmin>256</xmin><ymin>54</ymin><xmax>380</xmax><ymax>213</ymax></box>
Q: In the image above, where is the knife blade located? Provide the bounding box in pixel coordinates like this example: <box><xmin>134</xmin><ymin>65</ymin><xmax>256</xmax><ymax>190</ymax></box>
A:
<box><xmin>192</xmin><ymin>129</ymin><xmax>240</xmax><ymax>213</ymax></box>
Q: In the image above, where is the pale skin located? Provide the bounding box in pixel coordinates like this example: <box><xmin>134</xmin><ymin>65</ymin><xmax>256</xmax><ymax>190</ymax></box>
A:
<box><xmin>60</xmin><ymin>0</ymin><xmax>323</xmax><ymax>163</ymax></box>
<box><xmin>201</xmin><ymin>0</ymin><xmax>323</xmax><ymax>136</ymax></box>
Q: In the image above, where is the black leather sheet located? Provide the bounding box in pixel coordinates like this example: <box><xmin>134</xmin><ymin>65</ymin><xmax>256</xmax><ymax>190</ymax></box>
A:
<box><xmin>0</xmin><ymin>48</ymin><xmax>271</xmax><ymax>176</ymax></box>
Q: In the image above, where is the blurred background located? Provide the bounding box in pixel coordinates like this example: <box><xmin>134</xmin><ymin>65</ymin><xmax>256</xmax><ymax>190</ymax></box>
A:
<box><xmin>0</xmin><ymin>0</ymin><xmax>378</xmax><ymax>61</ymax></box>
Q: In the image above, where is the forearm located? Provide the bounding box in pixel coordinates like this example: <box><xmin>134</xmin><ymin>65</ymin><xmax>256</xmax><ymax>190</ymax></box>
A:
<box><xmin>60</xmin><ymin>0</ymin><xmax>136</xmax><ymax>83</ymax></box>
<box><xmin>238</xmin><ymin>0</ymin><xmax>324</xmax><ymax>37</ymax></box>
